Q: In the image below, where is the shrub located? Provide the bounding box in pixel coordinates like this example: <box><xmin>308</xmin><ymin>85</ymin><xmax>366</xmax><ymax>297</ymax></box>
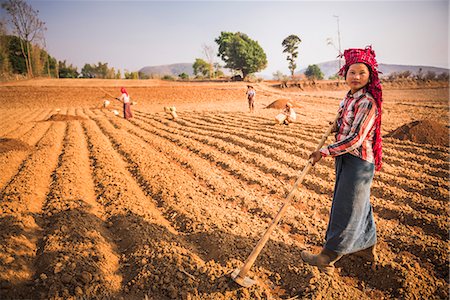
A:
<box><xmin>162</xmin><ymin>75</ymin><xmax>175</xmax><ymax>81</ymax></box>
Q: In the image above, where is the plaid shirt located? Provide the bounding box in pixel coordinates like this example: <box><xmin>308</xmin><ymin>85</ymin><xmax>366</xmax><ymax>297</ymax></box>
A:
<box><xmin>320</xmin><ymin>88</ymin><xmax>378</xmax><ymax>164</ymax></box>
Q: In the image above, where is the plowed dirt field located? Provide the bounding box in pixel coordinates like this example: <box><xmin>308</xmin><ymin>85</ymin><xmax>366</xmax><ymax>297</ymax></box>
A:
<box><xmin>0</xmin><ymin>79</ymin><xmax>448</xmax><ymax>299</ymax></box>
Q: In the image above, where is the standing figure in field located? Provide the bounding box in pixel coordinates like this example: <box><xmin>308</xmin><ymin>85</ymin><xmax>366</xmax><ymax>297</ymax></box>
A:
<box><xmin>246</xmin><ymin>85</ymin><xmax>256</xmax><ymax>113</ymax></box>
<box><xmin>302</xmin><ymin>46</ymin><xmax>383</xmax><ymax>274</ymax></box>
<box><xmin>275</xmin><ymin>102</ymin><xmax>297</xmax><ymax>125</ymax></box>
<box><xmin>119</xmin><ymin>87</ymin><xmax>133</xmax><ymax>119</ymax></box>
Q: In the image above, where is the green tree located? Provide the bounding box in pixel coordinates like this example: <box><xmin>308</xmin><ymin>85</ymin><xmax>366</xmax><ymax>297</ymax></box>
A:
<box><xmin>215</xmin><ymin>31</ymin><xmax>267</xmax><ymax>79</ymax></box>
<box><xmin>282</xmin><ymin>34</ymin><xmax>301</xmax><ymax>78</ymax></box>
<box><xmin>81</xmin><ymin>63</ymin><xmax>94</xmax><ymax>78</ymax></box>
<box><xmin>96</xmin><ymin>62</ymin><xmax>109</xmax><ymax>78</ymax></box>
<box><xmin>2</xmin><ymin>34</ymin><xmax>55</xmax><ymax>77</ymax></box>
<box><xmin>42</xmin><ymin>50</ymin><xmax>57</xmax><ymax>77</ymax></box>
<box><xmin>2</xmin><ymin>0</ymin><xmax>46</xmax><ymax>77</ymax></box>
<box><xmin>138</xmin><ymin>71</ymin><xmax>149</xmax><ymax>79</ymax></box>
<box><xmin>304</xmin><ymin>64</ymin><xmax>324</xmax><ymax>80</ymax></box>
<box><xmin>5</xmin><ymin>35</ymin><xmax>27</xmax><ymax>74</ymax></box>
<box><xmin>178</xmin><ymin>72</ymin><xmax>189</xmax><ymax>80</ymax></box>
<box><xmin>81</xmin><ymin>62</ymin><xmax>114</xmax><ymax>78</ymax></box>
<box><xmin>124</xmin><ymin>71</ymin><xmax>139</xmax><ymax>79</ymax></box>
<box><xmin>0</xmin><ymin>22</ymin><xmax>11</xmax><ymax>76</ymax></box>
<box><xmin>58</xmin><ymin>60</ymin><xmax>78</xmax><ymax>78</ymax></box>
<box><xmin>193</xmin><ymin>58</ymin><xmax>210</xmax><ymax>77</ymax></box>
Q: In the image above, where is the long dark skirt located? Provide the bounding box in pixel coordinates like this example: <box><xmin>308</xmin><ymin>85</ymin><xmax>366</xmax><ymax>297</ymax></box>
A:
<box><xmin>123</xmin><ymin>103</ymin><xmax>133</xmax><ymax>119</ymax></box>
<box><xmin>324</xmin><ymin>153</ymin><xmax>376</xmax><ymax>255</ymax></box>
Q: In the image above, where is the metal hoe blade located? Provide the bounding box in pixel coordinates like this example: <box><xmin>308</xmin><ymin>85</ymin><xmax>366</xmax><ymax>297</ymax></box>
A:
<box><xmin>230</xmin><ymin>268</ymin><xmax>257</xmax><ymax>287</ymax></box>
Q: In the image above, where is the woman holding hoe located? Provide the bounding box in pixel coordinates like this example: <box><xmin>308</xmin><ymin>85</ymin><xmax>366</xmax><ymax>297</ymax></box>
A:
<box><xmin>302</xmin><ymin>46</ymin><xmax>383</xmax><ymax>274</ymax></box>
<box><xmin>119</xmin><ymin>87</ymin><xmax>133</xmax><ymax>119</ymax></box>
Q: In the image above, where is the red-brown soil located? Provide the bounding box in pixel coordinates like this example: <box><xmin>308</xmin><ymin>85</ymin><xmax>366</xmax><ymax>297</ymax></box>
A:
<box><xmin>385</xmin><ymin>120</ymin><xmax>449</xmax><ymax>147</ymax></box>
<box><xmin>0</xmin><ymin>78</ymin><xmax>448</xmax><ymax>299</ymax></box>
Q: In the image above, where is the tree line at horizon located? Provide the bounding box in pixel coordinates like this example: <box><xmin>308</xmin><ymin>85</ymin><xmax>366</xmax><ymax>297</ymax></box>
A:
<box><xmin>2</xmin><ymin>0</ymin><xmax>446</xmax><ymax>82</ymax></box>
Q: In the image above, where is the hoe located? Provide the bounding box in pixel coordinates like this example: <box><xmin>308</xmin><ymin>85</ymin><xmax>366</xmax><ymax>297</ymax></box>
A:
<box><xmin>231</xmin><ymin>113</ymin><xmax>340</xmax><ymax>287</ymax></box>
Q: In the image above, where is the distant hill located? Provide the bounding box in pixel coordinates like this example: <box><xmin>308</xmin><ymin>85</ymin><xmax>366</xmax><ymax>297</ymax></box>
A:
<box><xmin>139</xmin><ymin>61</ymin><xmax>449</xmax><ymax>80</ymax></box>
<box><xmin>139</xmin><ymin>63</ymin><xmax>193</xmax><ymax>77</ymax></box>
<box><xmin>299</xmin><ymin>60</ymin><xmax>449</xmax><ymax>79</ymax></box>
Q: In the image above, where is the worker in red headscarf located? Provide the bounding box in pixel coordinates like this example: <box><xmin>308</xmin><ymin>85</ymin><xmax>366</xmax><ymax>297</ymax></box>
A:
<box><xmin>119</xmin><ymin>87</ymin><xmax>133</xmax><ymax>119</ymax></box>
<box><xmin>302</xmin><ymin>46</ymin><xmax>383</xmax><ymax>274</ymax></box>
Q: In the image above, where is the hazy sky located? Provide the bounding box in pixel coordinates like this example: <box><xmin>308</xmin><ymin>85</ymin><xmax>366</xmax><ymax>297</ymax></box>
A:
<box><xmin>3</xmin><ymin>1</ymin><xmax>449</xmax><ymax>76</ymax></box>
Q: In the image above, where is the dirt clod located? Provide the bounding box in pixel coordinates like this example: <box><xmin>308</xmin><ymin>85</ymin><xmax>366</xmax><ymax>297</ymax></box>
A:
<box><xmin>46</xmin><ymin>114</ymin><xmax>85</xmax><ymax>121</ymax></box>
<box><xmin>265</xmin><ymin>99</ymin><xmax>301</xmax><ymax>109</ymax></box>
<box><xmin>0</xmin><ymin>138</ymin><xmax>30</xmax><ymax>153</ymax></box>
<box><xmin>385</xmin><ymin>120</ymin><xmax>449</xmax><ymax>146</ymax></box>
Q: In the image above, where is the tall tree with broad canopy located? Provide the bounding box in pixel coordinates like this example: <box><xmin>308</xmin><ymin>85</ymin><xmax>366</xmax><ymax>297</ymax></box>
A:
<box><xmin>282</xmin><ymin>34</ymin><xmax>301</xmax><ymax>78</ymax></box>
<box><xmin>215</xmin><ymin>31</ymin><xmax>267</xmax><ymax>79</ymax></box>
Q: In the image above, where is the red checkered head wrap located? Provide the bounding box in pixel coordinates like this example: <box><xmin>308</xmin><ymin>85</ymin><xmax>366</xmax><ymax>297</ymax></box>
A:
<box><xmin>339</xmin><ymin>45</ymin><xmax>383</xmax><ymax>171</ymax></box>
<box><xmin>120</xmin><ymin>87</ymin><xmax>128</xmax><ymax>96</ymax></box>
<box><xmin>338</xmin><ymin>46</ymin><xmax>379</xmax><ymax>77</ymax></box>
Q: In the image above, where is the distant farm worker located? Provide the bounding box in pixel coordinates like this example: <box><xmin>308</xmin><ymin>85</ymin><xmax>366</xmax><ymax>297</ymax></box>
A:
<box><xmin>119</xmin><ymin>87</ymin><xmax>133</xmax><ymax>119</ymax></box>
<box><xmin>302</xmin><ymin>46</ymin><xmax>383</xmax><ymax>274</ymax></box>
<box><xmin>164</xmin><ymin>106</ymin><xmax>178</xmax><ymax>120</ymax></box>
<box><xmin>246</xmin><ymin>85</ymin><xmax>256</xmax><ymax>113</ymax></box>
<box><xmin>275</xmin><ymin>102</ymin><xmax>297</xmax><ymax>125</ymax></box>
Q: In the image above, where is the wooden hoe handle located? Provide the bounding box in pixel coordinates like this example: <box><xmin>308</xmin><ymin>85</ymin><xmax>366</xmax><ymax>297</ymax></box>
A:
<box><xmin>98</xmin><ymin>87</ymin><xmax>122</xmax><ymax>102</ymax></box>
<box><xmin>234</xmin><ymin>112</ymin><xmax>340</xmax><ymax>281</ymax></box>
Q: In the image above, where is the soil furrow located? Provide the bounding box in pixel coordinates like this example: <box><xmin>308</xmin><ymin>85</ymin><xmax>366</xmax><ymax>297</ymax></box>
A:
<box><xmin>0</xmin><ymin>109</ymin><xmax>37</xmax><ymax>134</ymax></box>
<box><xmin>131</xmin><ymin>114</ymin><xmax>287</xmax><ymax>194</ymax></box>
<box><xmin>2</xmin><ymin>108</ymin><xmax>48</xmax><ymax>135</ymax></box>
<box><xmin>135</xmin><ymin>114</ymin><xmax>333</xmax><ymax>196</ymax></box>
<box><xmin>0</xmin><ymin>120</ymin><xmax>66</xmax><ymax>299</ymax></box>
<box><xmin>177</xmin><ymin>111</ymin><xmax>449</xmax><ymax>183</ymax></box>
<box><xmin>2</xmin><ymin>109</ymin><xmax>49</xmax><ymax>138</ymax></box>
<box><xmin>120</xmin><ymin>112</ymin><xmax>440</xmax><ymax>298</ymax></box>
<box><xmin>81</xmin><ymin>112</ymin><xmax>226</xmax><ymax>299</ymax></box>
<box><xmin>133</xmin><ymin>113</ymin><xmax>334</xmax><ymax>237</ymax></box>
<box><xmin>34</xmin><ymin>120</ymin><xmax>123</xmax><ymax>299</ymax></box>
<box><xmin>136</xmin><ymin>110</ymin><xmax>448</xmax><ymax>298</ymax></box>
<box><xmin>138</xmin><ymin>110</ymin><xmax>324</xmax><ymax>148</ymax></box>
<box><xmin>173</xmin><ymin>113</ymin><xmax>321</xmax><ymax>158</ymax></box>
<box><xmin>104</xmin><ymin>109</ymin><xmax>327</xmax><ymax>249</ymax></box>
<box><xmin>143</xmin><ymin>112</ymin><xmax>448</xmax><ymax>242</ymax></box>
<box><xmin>176</xmin><ymin>113</ymin><xmax>449</xmax><ymax>202</ymax></box>
<box><xmin>87</xmin><ymin>110</ymin><xmax>374</xmax><ymax>299</ymax></box>
<box><xmin>0</xmin><ymin>109</ymin><xmax>55</xmax><ymax>189</ymax></box>
<box><xmin>177</xmin><ymin>112</ymin><xmax>449</xmax><ymax>190</ymax></box>
<box><xmin>80</xmin><ymin>110</ymin><xmax>289</xmax><ymax>299</ymax></box>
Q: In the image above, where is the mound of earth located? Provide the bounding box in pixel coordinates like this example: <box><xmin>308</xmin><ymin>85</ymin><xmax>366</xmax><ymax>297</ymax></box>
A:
<box><xmin>265</xmin><ymin>99</ymin><xmax>301</xmax><ymax>109</ymax></box>
<box><xmin>46</xmin><ymin>114</ymin><xmax>86</xmax><ymax>121</ymax></box>
<box><xmin>0</xmin><ymin>138</ymin><xmax>30</xmax><ymax>153</ymax></box>
<box><xmin>384</xmin><ymin>120</ymin><xmax>449</xmax><ymax>146</ymax></box>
